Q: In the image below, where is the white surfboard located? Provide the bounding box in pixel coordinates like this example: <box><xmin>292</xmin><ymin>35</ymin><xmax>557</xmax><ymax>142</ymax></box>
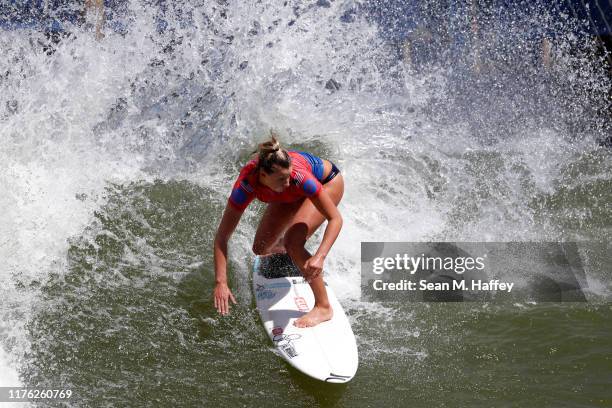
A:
<box><xmin>252</xmin><ymin>253</ymin><xmax>358</xmax><ymax>383</ymax></box>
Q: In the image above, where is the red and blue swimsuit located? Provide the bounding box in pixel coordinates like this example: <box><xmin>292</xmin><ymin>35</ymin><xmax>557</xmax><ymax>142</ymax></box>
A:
<box><xmin>228</xmin><ymin>150</ymin><xmax>339</xmax><ymax>212</ymax></box>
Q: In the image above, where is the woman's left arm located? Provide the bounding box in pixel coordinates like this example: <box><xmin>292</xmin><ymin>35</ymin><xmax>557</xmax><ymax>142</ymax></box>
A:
<box><xmin>311</xmin><ymin>189</ymin><xmax>343</xmax><ymax>258</ymax></box>
<box><xmin>304</xmin><ymin>190</ymin><xmax>343</xmax><ymax>279</ymax></box>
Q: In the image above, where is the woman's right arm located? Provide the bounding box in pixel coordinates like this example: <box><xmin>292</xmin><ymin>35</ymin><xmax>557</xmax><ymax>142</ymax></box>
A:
<box><xmin>213</xmin><ymin>203</ymin><xmax>243</xmax><ymax>316</ymax></box>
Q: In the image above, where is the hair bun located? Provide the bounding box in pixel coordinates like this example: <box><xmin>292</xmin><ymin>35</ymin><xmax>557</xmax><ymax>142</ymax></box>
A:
<box><xmin>254</xmin><ymin>133</ymin><xmax>290</xmax><ymax>174</ymax></box>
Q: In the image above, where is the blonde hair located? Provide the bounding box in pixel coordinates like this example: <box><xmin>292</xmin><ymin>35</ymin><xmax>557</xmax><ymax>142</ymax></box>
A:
<box><xmin>251</xmin><ymin>131</ymin><xmax>291</xmax><ymax>174</ymax></box>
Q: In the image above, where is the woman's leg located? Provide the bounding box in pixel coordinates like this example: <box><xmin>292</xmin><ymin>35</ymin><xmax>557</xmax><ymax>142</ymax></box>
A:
<box><xmin>283</xmin><ymin>173</ymin><xmax>344</xmax><ymax>327</ymax></box>
<box><xmin>252</xmin><ymin>199</ymin><xmax>304</xmax><ymax>256</ymax></box>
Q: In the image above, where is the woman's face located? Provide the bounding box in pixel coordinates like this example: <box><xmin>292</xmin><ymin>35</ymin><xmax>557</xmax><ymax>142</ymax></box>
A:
<box><xmin>260</xmin><ymin>164</ymin><xmax>292</xmax><ymax>192</ymax></box>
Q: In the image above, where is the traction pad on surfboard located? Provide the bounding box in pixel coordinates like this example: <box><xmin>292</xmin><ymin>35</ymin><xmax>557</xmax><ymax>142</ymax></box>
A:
<box><xmin>256</xmin><ymin>253</ymin><xmax>303</xmax><ymax>279</ymax></box>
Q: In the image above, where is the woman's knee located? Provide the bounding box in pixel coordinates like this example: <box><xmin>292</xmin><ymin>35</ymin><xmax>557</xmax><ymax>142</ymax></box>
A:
<box><xmin>252</xmin><ymin>241</ymin><xmax>266</xmax><ymax>255</ymax></box>
<box><xmin>252</xmin><ymin>235</ymin><xmax>282</xmax><ymax>255</ymax></box>
<box><xmin>283</xmin><ymin>222</ymin><xmax>309</xmax><ymax>253</ymax></box>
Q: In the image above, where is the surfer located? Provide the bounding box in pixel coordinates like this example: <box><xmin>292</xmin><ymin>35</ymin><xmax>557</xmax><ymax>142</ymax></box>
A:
<box><xmin>213</xmin><ymin>133</ymin><xmax>344</xmax><ymax>328</ymax></box>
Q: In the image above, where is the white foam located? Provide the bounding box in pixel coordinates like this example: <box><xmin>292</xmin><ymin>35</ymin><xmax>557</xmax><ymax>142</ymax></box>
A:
<box><xmin>0</xmin><ymin>338</ymin><xmax>26</xmax><ymax>408</ymax></box>
<box><xmin>0</xmin><ymin>20</ymin><xmax>159</xmax><ymax>389</ymax></box>
<box><xmin>0</xmin><ymin>334</ymin><xmax>21</xmax><ymax>387</ymax></box>
<box><xmin>0</xmin><ymin>345</ymin><xmax>20</xmax><ymax>387</ymax></box>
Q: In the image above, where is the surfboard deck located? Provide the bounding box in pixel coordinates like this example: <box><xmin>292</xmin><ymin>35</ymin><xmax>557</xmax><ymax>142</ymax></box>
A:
<box><xmin>253</xmin><ymin>253</ymin><xmax>358</xmax><ymax>383</ymax></box>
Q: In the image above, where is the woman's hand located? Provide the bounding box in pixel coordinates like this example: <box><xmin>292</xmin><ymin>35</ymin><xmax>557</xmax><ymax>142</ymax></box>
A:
<box><xmin>304</xmin><ymin>254</ymin><xmax>325</xmax><ymax>283</ymax></box>
<box><xmin>213</xmin><ymin>282</ymin><xmax>237</xmax><ymax>316</ymax></box>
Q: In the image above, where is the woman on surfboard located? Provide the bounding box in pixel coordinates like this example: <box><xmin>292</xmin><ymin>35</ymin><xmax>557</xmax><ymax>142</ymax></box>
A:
<box><xmin>212</xmin><ymin>133</ymin><xmax>344</xmax><ymax>328</ymax></box>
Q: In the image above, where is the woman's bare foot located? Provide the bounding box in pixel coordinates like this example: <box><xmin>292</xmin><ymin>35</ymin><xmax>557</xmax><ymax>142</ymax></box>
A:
<box><xmin>293</xmin><ymin>305</ymin><xmax>333</xmax><ymax>328</ymax></box>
